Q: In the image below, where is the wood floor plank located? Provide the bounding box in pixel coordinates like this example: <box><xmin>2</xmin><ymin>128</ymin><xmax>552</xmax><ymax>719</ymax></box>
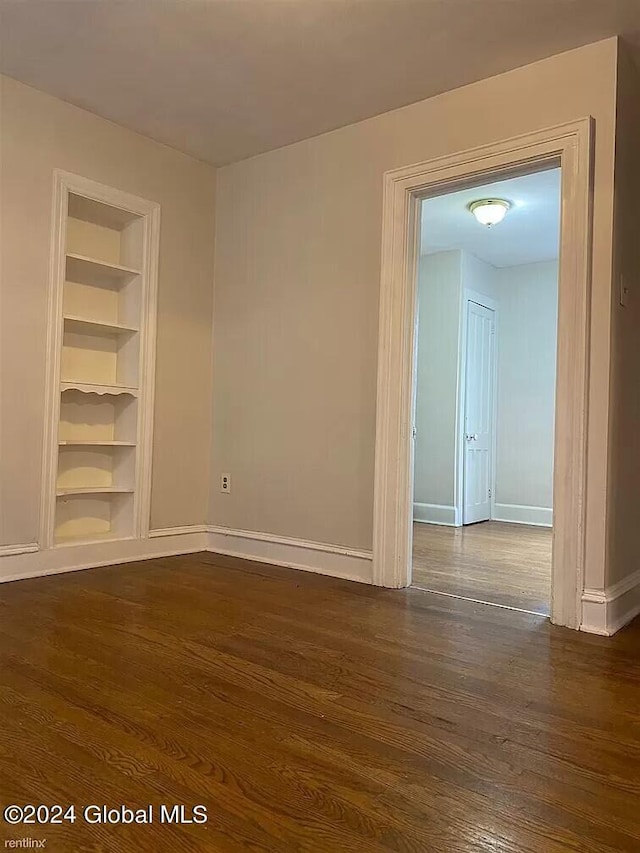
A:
<box><xmin>0</xmin><ymin>552</ymin><xmax>638</xmax><ymax>852</ymax></box>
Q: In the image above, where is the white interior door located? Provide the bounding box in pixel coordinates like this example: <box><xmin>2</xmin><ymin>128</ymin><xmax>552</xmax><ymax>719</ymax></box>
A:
<box><xmin>463</xmin><ymin>300</ymin><xmax>495</xmax><ymax>524</ymax></box>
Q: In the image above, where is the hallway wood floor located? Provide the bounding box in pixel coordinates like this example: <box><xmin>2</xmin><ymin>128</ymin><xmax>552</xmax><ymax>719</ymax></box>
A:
<box><xmin>412</xmin><ymin>521</ymin><xmax>552</xmax><ymax>614</ymax></box>
<box><xmin>1</xmin><ymin>553</ymin><xmax>639</xmax><ymax>852</ymax></box>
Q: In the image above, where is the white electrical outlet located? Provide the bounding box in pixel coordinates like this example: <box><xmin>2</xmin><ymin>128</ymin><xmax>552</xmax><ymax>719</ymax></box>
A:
<box><xmin>220</xmin><ymin>473</ymin><xmax>231</xmax><ymax>494</ymax></box>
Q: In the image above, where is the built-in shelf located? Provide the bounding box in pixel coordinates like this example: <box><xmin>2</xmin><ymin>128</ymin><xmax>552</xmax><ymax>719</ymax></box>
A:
<box><xmin>61</xmin><ymin>381</ymin><xmax>139</xmax><ymax>397</ymax></box>
<box><xmin>67</xmin><ymin>193</ymin><xmax>141</xmax><ymax>231</ymax></box>
<box><xmin>54</xmin><ymin>530</ymin><xmax>136</xmax><ymax>548</ymax></box>
<box><xmin>56</xmin><ymin>486</ymin><xmax>135</xmax><ymax>497</ymax></box>
<box><xmin>46</xmin><ymin>175</ymin><xmax>158</xmax><ymax>549</ymax></box>
<box><xmin>58</xmin><ymin>392</ymin><xmax>137</xmax><ymax>445</ymax></box>
<box><xmin>58</xmin><ymin>439</ymin><xmax>136</xmax><ymax>447</ymax></box>
<box><xmin>66</xmin><ymin>253</ymin><xmax>141</xmax><ymax>288</ymax></box>
<box><xmin>63</xmin><ymin>315</ymin><xmax>139</xmax><ymax>336</ymax></box>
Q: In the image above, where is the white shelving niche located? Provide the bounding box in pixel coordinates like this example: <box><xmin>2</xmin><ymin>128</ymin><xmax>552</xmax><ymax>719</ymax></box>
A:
<box><xmin>41</xmin><ymin>173</ymin><xmax>160</xmax><ymax>548</ymax></box>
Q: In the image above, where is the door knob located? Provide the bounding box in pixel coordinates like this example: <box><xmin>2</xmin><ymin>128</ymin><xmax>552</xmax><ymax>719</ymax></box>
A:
<box><xmin>466</xmin><ymin>434</ymin><xmax>478</xmax><ymax>441</ymax></box>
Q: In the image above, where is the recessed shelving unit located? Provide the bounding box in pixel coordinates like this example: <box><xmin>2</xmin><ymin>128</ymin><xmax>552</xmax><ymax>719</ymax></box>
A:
<box><xmin>42</xmin><ymin>172</ymin><xmax>160</xmax><ymax>548</ymax></box>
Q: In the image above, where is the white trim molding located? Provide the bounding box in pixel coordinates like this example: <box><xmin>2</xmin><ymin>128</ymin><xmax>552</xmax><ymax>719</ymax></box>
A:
<box><xmin>581</xmin><ymin>570</ymin><xmax>640</xmax><ymax>636</ymax></box>
<box><xmin>413</xmin><ymin>503</ymin><xmax>457</xmax><ymax>526</ymax></box>
<box><xmin>0</xmin><ymin>542</ymin><xmax>40</xmax><ymax>557</ymax></box>
<box><xmin>207</xmin><ymin>526</ymin><xmax>373</xmax><ymax>584</ymax></box>
<box><xmin>0</xmin><ymin>528</ymin><xmax>208</xmax><ymax>584</ymax></box>
<box><xmin>149</xmin><ymin>525</ymin><xmax>209</xmax><ymax>538</ymax></box>
<box><xmin>373</xmin><ymin>118</ymin><xmax>593</xmax><ymax>631</ymax></box>
<box><xmin>492</xmin><ymin>504</ymin><xmax>553</xmax><ymax>527</ymax></box>
<box><xmin>0</xmin><ymin>525</ymin><xmax>373</xmax><ymax>586</ymax></box>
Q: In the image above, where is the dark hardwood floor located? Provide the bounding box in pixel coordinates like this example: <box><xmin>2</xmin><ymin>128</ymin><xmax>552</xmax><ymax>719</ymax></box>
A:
<box><xmin>413</xmin><ymin>521</ymin><xmax>552</xmax><ymax>614</ymax></box>
<box><xmin>1</xmin><ymin>552</ymin><xmax>639</xmax><ymax>852</ymax></box>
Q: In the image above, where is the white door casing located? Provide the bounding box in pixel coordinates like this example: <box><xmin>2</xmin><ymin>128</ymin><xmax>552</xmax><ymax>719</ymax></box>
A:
<box><xmin>463</xmin><ymin>301</ymin><xmax>495</xmax><ymax>525</ymax></box>
<box><xmin>372</xmin><ymin>118</ymin><xmax>593</xmax><ymax>631</ymax></box>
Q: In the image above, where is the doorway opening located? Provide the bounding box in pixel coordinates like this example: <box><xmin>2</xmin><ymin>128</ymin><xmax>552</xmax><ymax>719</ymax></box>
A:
<box><xmin>411</xmin><ymin>169</ymin><xmax>560</xmax><ymax>615</ymax></box>
<box><xmin>372</xmin><ymin>120</ymin><xmax>592</xmax><ymax>629</ymax></box>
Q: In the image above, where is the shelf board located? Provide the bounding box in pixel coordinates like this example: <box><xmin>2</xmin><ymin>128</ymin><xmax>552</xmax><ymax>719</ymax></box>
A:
<box><xmin>61</xmin><ymin>381</ymin><xmax>139</xmax><ymax>397</ymax></box>
<box><xmin>58</xmin><ymin>439</ymin><xmax>136</xmax><ymax>447</ymax></box>
<box><xmin>56</xmin><ymin>486</ymin><xmax>135</xmax><ymax>497</ymax></box>
<box><xmin>63</xmin><ymin>315</ymin><xmax>139</xmax><ymax>336</ymax></box>
<box><xmin>66</xmin><ymin>253</ymin><xmax>141</xmax><ymax>288</ymax></box>
<box><xmin>68</xmin><ymin>193</ymin><xmax>142</xmax><ymax>230</ymax></box>
<box><xmin>54</xmin><ymin>530</ymin><xmax>136</xmax><ymax>548</ymax></box>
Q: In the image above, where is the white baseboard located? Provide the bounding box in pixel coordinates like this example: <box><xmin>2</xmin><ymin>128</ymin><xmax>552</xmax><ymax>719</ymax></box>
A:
<box><xmin>413</xmin><ymin>503</ymin><xmax>457</xmax><ymax>526</ymax></box>
<box><xmin>0</xmin><ymin>527</ymin><xmax>208</xmax><ymax>584</ymax></box>
<box><xmin>207</xmin><ymin>526</ymin><xmax>373</xmax><ymax>584</ymax></box>
<box><xmin>492</xmin><ymin>503</ymin><xmax>553</xmax><ymax>527</ymax></box>
<box><xmin>0</xmin><ymin>524</ymin><xmax>374</xmax><ymax>587</ymax></box>
<box><xmin>581</xmin><ymin>569</ymin><xmax>640</xmax><ymax>635</ymax></box>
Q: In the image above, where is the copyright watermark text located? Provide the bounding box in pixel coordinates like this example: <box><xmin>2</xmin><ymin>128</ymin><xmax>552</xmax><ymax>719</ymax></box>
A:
<box><xmin>3</xmin><ymin>804</ymin><xmax>207</xmax><ymax>826</ymax></box>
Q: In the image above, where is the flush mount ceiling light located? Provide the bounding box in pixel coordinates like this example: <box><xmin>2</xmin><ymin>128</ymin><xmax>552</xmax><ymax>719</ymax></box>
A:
<box><xmin>468</xmin><ymin>198</ymin><xmax>511</xmax><ymax>227</ymax></box>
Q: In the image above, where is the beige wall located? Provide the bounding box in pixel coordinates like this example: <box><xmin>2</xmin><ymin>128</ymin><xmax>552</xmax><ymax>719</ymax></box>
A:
<box><xmin>494</xmin><ymin>261</ymin><xmax>558</xmax><ymax>512</ymax></box>
<box><xmin>0</xmin><ymin>76</ymin><xmax>216</xmax><ymax>544</ymax></box>
<box><xmin>210</xmin><ymin>38</ymin><xmax>618</xmax><ymax>589</ymax></box>
<box><xmin>414</xmin><ymin>251</ymin><xmax>461</xmax><ymax>512</ymax></box>
<box><xmin>607</xmin><ymin>45</ymin><xmax>640</xmax><ymax>586</ymax></box>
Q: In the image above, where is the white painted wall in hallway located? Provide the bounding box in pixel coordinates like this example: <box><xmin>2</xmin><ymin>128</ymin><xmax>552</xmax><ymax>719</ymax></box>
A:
<box><xmin>494</xmin><ymin>261</ymin><xmax>558</xmax><ymax>516</ymax></box>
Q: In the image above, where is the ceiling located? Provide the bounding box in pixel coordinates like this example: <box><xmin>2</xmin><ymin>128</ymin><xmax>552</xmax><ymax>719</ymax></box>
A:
<box><xmin>420</xmin><ymin>168</ymin><xmax>561</xmax><ymax>268</ymax></box>
<box><xmin>1</xmin><ymin>1</ymin><xmax>639</xmax><ymax>167</ymax></box>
